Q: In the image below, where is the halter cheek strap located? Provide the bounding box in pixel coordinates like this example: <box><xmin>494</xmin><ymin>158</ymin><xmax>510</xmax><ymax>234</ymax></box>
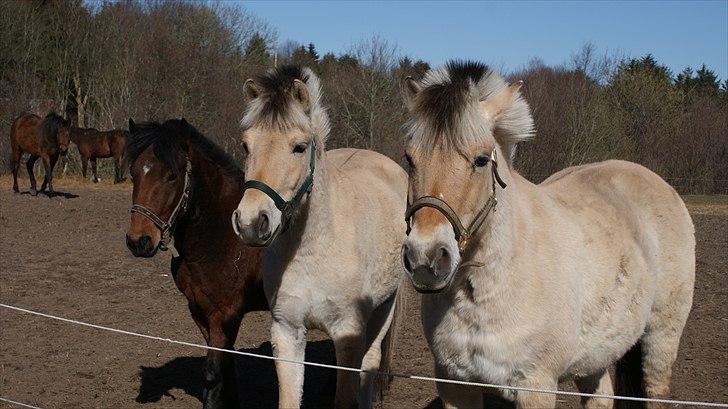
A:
<box><xmin>130</xmin><ymin>159</ymin><xmax>192</xmax><ymax>257</ymax></box>
<box><xmin>405</xmin><ymin>148</ymin><xmax>507</xmax><ymax>253</ymax></box>
<box><xmin>242</xmin><ymin>140</ymin><xmax>316</xmax><ymax>239</ymax></box>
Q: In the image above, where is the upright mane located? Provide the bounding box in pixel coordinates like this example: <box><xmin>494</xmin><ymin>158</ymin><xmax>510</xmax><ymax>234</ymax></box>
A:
<box><xmin>240</xmin><ymin>65</ymin><xmax>330</xmax><ymax>144</ymax></box>
<box><xmin>127</xmin><ymin>119</ymin><xmax>243</xmax><ymax>179</ymax></box>
<box><xmin>406</xmin><ymin>60</ymin><xmax>534</xmax><ymax>164</ymax></box>
<box><xmin>39</xmin><ymin>112</ymin><xmax>68</xmax><ymax>150</ymax></box>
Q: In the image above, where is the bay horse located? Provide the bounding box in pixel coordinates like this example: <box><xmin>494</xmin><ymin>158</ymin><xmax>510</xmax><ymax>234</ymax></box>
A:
<box><xmin>69</xmin><ymin>126</ymin><xmax>128</xmax><ymax>183</ymax></box>
<box><xmin>10</xmin><ymin>112</ymin><xmax>71</xmax><ymax>196</ymax></box>
<box><xmin>231</xmin><ymin>65</ymin><xmax>407</xmax><ymax>409</ymax></box>
<box><xmin>125</xmin><ymin>118</ymin><xmax>268</xmax><ymax>409</ymax></box>
<box><xmin>401</xmin><ymin>61</ymin><xmax>695</xmax><ymax>409</ymax></box>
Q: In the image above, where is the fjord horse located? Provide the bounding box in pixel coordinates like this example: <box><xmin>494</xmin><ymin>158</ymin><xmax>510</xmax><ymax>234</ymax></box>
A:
<box><xmin>10</xmin><ymin>112</ymin><xmax>71</xmax><ymax>196</ymax></box>
<box><xmin>401</xmin><ymin>61</ymin><xmax>694</xmax><ymax>409</ymax></box>
<box><xmin>69</xmin><ymin>127</ymin><xmax>128</xmax><ymax>183</ymax></box>
<box><xmin>125</xmin><ymin>118</ymin><xmax>267</xmax><ymax>409</ymax></box>
<box><xmin>231</xmin><ymin>65</ymin><xmax>407</xmax><ymax>409</ymax></box>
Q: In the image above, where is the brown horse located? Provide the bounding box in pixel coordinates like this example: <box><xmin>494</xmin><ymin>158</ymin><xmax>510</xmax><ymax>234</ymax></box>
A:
<box><xmin>69</xmin><ymin>127</ymin><xmax>129</xmax><ymax>183</ymax></box>
<box><xmin>10</xmin><ymin>112</ymin><xmax>71</xmax><ymax>196</ymax></box>
<box><xmin>125</xmin><ymin>118</ymin><xmax>267</xmax><ymax>409</ymax></box>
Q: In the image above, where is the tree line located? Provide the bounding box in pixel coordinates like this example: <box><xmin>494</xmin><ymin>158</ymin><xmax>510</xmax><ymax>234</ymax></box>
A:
<box><xmin>1</xmin><ymin>1</ymin><xmax>726</xmax><ymax>193</ymax></box>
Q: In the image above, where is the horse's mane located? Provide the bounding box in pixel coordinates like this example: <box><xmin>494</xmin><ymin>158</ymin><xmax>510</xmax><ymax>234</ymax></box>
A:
<box><xmin>126</xmin><ymin>119</ymin><xmax>242</xmax><ymax>179</ymax></box>
<box><xmin>241</xmin><ymin>64</ymin><xmax>331</xmax><ymax>144</ymax></box>
<box><xmin>39</xmin><ymin>112</ymin><xmax>69</xmax><ymax>150</ymax></box>
<box><xmin>406</xmin><ymin>60</ymin><xmax>534</xmax><ymax>164</ymax></box>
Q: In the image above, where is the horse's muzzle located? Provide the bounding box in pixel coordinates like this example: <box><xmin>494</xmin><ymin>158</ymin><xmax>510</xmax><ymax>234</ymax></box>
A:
<box><xmin>126</xmin><ymin>234</ymin><xmax>157</xmax><ymax>257</ymax></box>
<box><xmin>402</xmin><ymin>243</ymin><xmax>456</xmax><ymax>293</ymax></box>
<box><xmin>232</xmin><ymin>208</ymin><xmax>277</xmax><ymax>247</ymax></box>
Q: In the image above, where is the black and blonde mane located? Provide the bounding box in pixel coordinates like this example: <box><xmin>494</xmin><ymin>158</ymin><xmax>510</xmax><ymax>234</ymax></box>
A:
<box><xmin>127</xmin><ymin>119</ymin><xmax>242</xmax><ymax>178</ymax></box>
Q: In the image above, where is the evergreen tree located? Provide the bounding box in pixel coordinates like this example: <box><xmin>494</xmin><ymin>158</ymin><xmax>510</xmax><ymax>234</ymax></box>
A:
<box><xmin>307</xmin><ymin>42</ymin><xmax>319</xmax><ymax>62</ymax></box>
<box><xmin>694</xmin><ymin>64</ymin><xmax>719</xmax><ymax>94</ymax></box>
<box><xmin>245</xmin><ymin>32</ymin><xmax>269</xmax><ymax>66</ymax></box>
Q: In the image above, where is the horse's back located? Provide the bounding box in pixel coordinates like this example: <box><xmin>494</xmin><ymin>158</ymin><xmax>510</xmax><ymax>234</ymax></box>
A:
<box><xmin>328</xmin><ymin>148</ymin><xmax>408</xmax><ymax>206</ymax></box>
<box><xmin>10</xmin><ymin>113</ymin><xmax>42</xmax><ymax>153</ymax></box>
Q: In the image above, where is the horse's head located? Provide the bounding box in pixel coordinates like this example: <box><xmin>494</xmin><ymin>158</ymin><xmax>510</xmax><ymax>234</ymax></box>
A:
<box><xmin>41</xmin><ymin>112</ymin><xmax>71</xmax><ymax>154</ymax></box>
<box><xmin>232</xmin><ymin>65</ymin><xmax>329</xmax><ymax>247</ymax></box>
<box><xmin>401</xmin><ymin>61</ymin><xmax>534</xmax><ymax>293</ymax></box>
<box><xmin>125</xmin><ymin>118</ymin><xmax>193</xmax><ymax>257</ymax></box>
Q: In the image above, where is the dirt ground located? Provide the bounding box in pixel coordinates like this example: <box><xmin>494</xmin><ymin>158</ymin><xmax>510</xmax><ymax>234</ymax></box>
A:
<box><xmin>0</xmin><ymin>180</ymin><xmax>726</xmax><ymax>409</ymax></box>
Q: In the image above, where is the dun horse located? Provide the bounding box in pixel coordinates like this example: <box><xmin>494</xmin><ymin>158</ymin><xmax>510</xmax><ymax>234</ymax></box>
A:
<box><xmin>125</xmin><ymin>118</ymin><xmax>267</xmax><ymax>409</ymax></box>
<box><xmin>401</xmin><ymin>61</ymin><xmax>694</xmax><ymax>409</ymax></box>
<box><xmin>10</xmin><ymin>112</ymin><xmax>71</xmax><ymax>196</ymax></box>
<box><xmin>69</xmin><ymin>126</ymin><xmax>128</xmax><ymax>183</ymax></box>
<box><xmin>231</xmin><ymin>65</ymin><xmax>407</xmax><ymax>409</ymax></box>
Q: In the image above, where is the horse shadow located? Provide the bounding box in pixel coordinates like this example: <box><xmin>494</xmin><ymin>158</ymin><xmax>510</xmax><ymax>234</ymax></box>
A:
<box><xmin>136</xmin><ymin>340</ymin><xmax>336</xmax><ymax>408</ymax></box>
<box><xmin>17</xmin><ymin>190</ymin><xmax>79</xmax><ymax>199</ymax></box>
<box><xmin>424</xmin><ymin>395</ymin><xmax>515</xmax><ymax>409</ymax></box>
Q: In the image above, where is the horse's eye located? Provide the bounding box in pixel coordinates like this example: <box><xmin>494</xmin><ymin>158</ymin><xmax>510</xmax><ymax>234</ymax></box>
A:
<box><xmin>405</xmin><ymin>153</ymin><xmax>415</xmax><ymax>171</ymax></box>
<box><xmin>242</xmin><ymin>142</ymin><xmax>250</xmax><ymax>154</ymax></box>
<box><xmin>167</xmin><ymin>173</ymin><xmax>177</xmax><ymax>182</ymax></box>
<box><xmin>293</xmin><ymin>143</ymin><xmax>308</xmax><ymax>154</ymax></box>
<box><xmin>474</xmin><ymin>155</ymin><xmax>490</xmax><ymax>168</ymax></box>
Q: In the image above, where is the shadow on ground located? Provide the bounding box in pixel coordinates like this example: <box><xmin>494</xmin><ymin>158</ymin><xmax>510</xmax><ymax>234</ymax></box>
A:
<box><xmin>137</xmin><ymin>340</ymin><xmax>336</xmax><ymax>408</ymax></box>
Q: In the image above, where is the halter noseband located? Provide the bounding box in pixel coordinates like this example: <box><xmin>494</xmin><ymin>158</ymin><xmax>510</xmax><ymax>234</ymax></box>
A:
<box><xmin>405</xmin><ymin>148</ymin><xmax>507</xmax><ymax>253</ymax></box>
<box><xmin>241</xmin><ymin>140</ymin><xmax>316</xmax><ymax>242</ymax></box>
<box><xmin>130</xmin><ymin>159</ymin><xmax>192</xmax><ymax>257</ymax></box>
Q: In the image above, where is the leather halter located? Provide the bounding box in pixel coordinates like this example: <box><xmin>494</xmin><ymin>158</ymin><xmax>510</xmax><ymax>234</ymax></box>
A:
<box><xmin>241</xmin><ymin>140</ymin><xmax>316</xmax><ymax>242</ymax></box>
<box><xmin>130</xmin><ymin>160</ymin><xmax>192</xmax><ymax>257</ymax></box>
<box><xmin>405</xmin><ymin>148</ymin><xmax>507</xmax><ymax>253</ymax></box>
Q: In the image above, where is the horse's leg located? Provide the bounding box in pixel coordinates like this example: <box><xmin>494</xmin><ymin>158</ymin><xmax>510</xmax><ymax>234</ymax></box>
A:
<box><xmin>40</xmin><ymin>155</ymin><xmax>57</xmax><ymax>196</ymax></box>
<box><xmin>81</xmin><ymin>156</ymin><xmax>88</xmax><ymax>179</ymax></box>
<box><xmin>271</xmin><ymin>320</ymin><xmax>307</xmax><ymax>409</ymax></box>
<box><xmin>114</xmin><ymin>154</ymin><xmax>126</xmax><ymax>183</ymax></box>
<box><xmin>358</xmin><ymin>293</ymin><xmax>397</xmax><ymax>408</ymax></box>
<box><xmin>11</xmin><ymin>147</ymin><xmax>22</xmax><ymax>193</ymax></box>
<box><xmin>332</xmin><ymin>323</ymin><xmax>366</xmax><ymax>409</ymax></box>
<box><xmin>575</xmin><ymin>370</ymin><xmax>613</xmax><ymax>409</ymax></box>
<box><xmin>26</xmin><ymin>154</ymin><xmax>39</xmax><ymax>196</ymax></box>
<box><xmin>91</xmin><ymin>158</ymin><xmax>99</xmax><ymax>183</ymax></box>
<box><xmin>203</xmin><ymin>318</ymin><xmax>241</xmax><ymax>409</ymax></box>
<box><xmin>640</xmin><ymin>286</ymin><xmax>692</xmax><ymax>409</ymax></box>
<box><xmin>514</xmin><ymin>373</ymin><xmax>557</xmax><ymax>409</ymax></box>
<box><xmin>436</xmin><ymin>366</ymin><xmax>483</xmax><ymax>409</ymax></box>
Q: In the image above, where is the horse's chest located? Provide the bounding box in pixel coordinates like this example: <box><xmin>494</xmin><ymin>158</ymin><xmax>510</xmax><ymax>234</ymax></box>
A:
<box><xmin>422</xmin><ymin>297</ymin><xmax>533</xmax><ymax>385</ymax></box>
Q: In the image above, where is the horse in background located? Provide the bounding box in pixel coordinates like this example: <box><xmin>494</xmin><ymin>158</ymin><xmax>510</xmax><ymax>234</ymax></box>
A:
<box><xmin>10</xmin><ymin>112</ymin><xmax>71</xmax><ymax>196</ymax></box>
<box><xmin>125</xmin><ymin>118</ymin><xmax>268</xmax><ymax>409</ymax></box>
<box><xmin>231</xmin><ymin>65</ymin><xmax>407</xmax><ymax>409</ymax></box>
<box><xmin>69</xmin><ymin>127</ymin><xmax>128</xmax><ymax>183</ymax></box>
<box><xmin>401</xmin><ymin>60</ymin><xmax>694</xmax><ymax>409</ymax></box>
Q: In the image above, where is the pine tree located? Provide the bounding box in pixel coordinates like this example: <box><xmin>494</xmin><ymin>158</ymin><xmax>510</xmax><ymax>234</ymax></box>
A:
<box><xmin>244</xmin><ymin>32</ymin><xmax>270</xmax><ymax>66</ymax></box>
<box><xmin>307</xmin><ymin>43</ymin><xmax>319</xmax><ymax>62</ymax></box>
<box><xmin>694</xmin><ymin>64</ymin><xmax>719</xmax><ymax>94</ymax></box>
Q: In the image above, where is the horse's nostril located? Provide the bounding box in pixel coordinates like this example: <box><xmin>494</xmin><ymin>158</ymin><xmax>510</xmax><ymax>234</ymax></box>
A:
<box><xmin>139</xmin><ymin>235</ymin><xmax>151</xmax><ymax>250</ymax></box>
<box><xmin>258</xmin><ymin>212</ymin><xmax>269</xmax><ymax>235</ymax></box>
<box><xmin>403</xmin><ymin>249</ymin><xmax>413</xmax><ymax>273</ymax></box>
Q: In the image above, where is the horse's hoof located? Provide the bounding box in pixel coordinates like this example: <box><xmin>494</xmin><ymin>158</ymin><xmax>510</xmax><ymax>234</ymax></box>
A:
<box><xmin>93</xmin><ymin>178</ymin><xmax>100</xmax><ymax>183</ymax></box>
<box><xmin>13</xmin><ymin>187</ymin><xmax>19</xmax><ymax>193</ymax></box>
<box><xmin>30</xmin><ymin>188</ymin><xmax>37</xmax><ymax>196</ymax></box>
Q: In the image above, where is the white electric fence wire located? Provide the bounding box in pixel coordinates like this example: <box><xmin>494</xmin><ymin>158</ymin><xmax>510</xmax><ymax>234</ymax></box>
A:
<box><xmin>1</xmin><ymin>303</ymin><xmax>727</xmax><ymax>408</ymax></box>
<box><xmin>0</xmin><ymin>397</ymin><xmax>43</xmax><ymax>409</ymax></box>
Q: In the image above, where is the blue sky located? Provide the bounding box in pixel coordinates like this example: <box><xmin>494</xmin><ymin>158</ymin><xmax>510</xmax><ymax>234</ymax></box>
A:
<box><xmin>243</xmin><ymin>1</ymin><xmax>728</xmax><ymax>81</ymax></box>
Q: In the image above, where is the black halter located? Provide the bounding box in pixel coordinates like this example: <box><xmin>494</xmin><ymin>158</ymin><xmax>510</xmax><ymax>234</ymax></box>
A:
<box><xmin>130</xmin><ymin>159</ymin><xmax>192</xmax><ymax>257</ymax></box>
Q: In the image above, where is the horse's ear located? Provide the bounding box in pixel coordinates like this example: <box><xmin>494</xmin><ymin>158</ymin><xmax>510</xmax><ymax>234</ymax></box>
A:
<box><xmin>481</xmin><ymin>80</ymin><xmax>523</xmax><ymax>122</ymax></box>
<box><xmin>128</xmin><ymin>118</ymin><xmax>136</xmax><ymax>132</ymax></box>
<box><xmin>403</xmin><ymin>76</ymin><xmax>423</xmax><ymax>110</ymax></box>
<box><xmin>181</xmin><ymin>117</ymin><xmax>189</xmax><ymax>127</ymax></box>
<box><xmin>244</xmin><ymin>79</ymin><xmax>262</xmax><ymax>101</ymax></box>
<box><xmin>291</xmin><ymin>79</ymin><xmax>310</xmax><ymax>111</ymax></box>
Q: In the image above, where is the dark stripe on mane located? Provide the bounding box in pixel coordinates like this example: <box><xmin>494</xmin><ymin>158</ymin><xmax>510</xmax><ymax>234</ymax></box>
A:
<box><xmin>252</xmin><ymin>64</ymin><xmax>309</xmax><ymax>126</ymax></box>
<box><xmin>415</xmin><ymin>60</ymin><xmax>489</xmax><ymax>137</ymax></box>
<box><xmin>40</xmin><ymin>112</ymin><xmax>69</xmax><ymax>150</ymax></box>
<box><xmin>126</xmin><ymin>119</ymin><xmax>242</xmax><ymax>178</ymax></box>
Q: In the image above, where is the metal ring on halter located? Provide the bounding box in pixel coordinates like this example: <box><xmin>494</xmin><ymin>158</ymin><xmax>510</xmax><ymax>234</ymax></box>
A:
<box><xmin>404</xmin><ymin>148</ymin><xmax>506</xmax><ymax>254</ymax></box>
<box><xmin>130</xmin><ymin>159</ymin><xmax>192</xmax><ymax>257</ymax></box>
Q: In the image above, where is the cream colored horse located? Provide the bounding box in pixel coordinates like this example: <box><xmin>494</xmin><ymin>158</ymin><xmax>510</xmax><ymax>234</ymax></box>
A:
<box><xmin>231</xmin><ymin>65</ymin><xmax>407</xmax><ymax>409</ymax></box>
<box><xmin>401</xmin><ymin>61</ymin><xmax>695</xmax><ymax>409</ymax></box>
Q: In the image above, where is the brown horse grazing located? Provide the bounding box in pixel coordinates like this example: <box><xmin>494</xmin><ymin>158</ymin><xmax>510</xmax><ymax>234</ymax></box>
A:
<box><xmin>9</xmin><ymin>112</ymin><xmax>71</xmax><ymax>196</ymax></box>
<box><xmin>69</xmin><ymin>127</ymin><xmax>129</xmax><ymax>183</ymax></box>
<box><xmin>125</xmin><ymin>118</ymin><xmax>267</xmax><ymax>409</ymax></box>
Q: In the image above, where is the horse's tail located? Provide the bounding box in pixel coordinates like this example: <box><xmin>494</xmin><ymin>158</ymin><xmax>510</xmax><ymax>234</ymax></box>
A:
<box><xmin>374</xmin><ymin>278</ymin><xmax>406</xmax><ymax>401</ymax></box>
<box><xmin>614</xmin><ymin>340</ymin><xmax>645</xmax><ymax>409</ymax></box>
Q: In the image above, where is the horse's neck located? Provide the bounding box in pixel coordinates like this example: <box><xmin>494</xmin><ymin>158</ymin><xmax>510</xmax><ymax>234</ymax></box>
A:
<box><xmin>465</xmin><ymin>171</ymin><xmax>542</xmax><ymax>297</ymax></box>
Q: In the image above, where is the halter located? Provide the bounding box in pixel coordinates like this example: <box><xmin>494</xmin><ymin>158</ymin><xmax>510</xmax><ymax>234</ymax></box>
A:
<box><xmin>241</xmin><ymin>140</ymin><xmax>316</xmax><ymax>242</ymax></box>
<box><xmin>405</xmin><ymin>148</ymin><xmax>507</xmax><ymax>253</ymax></box>
<box><xmin>130</xmin><ymin>159</ymin><xmax>192</xmax><ymax>257</ymax></box>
